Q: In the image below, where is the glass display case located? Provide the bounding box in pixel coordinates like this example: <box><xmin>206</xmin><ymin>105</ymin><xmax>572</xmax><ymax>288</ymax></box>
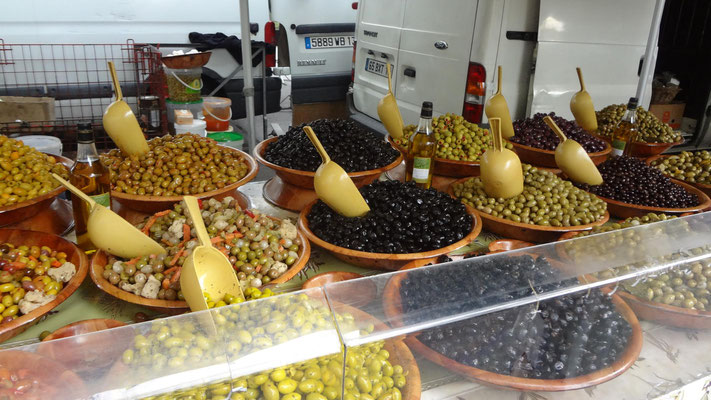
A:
<box><xmin>1</xmin><ymin>212</ymin><xmax>710</xmax><ymax>400</ymax></box>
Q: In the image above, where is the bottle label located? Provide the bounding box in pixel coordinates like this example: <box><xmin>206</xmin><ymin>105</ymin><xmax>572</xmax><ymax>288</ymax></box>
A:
<box><xmin>611</xmin><ymin>139</ymin><xmax>626</xmax><ymax>156</ymax></box>
<box><xmin>412</xmin><ymin>157</ymin><xmax>431</xmax><ymax>183</ymax></box>
<box><xmin>91</xmin><ymin>192</ymin><xmax>111</xmax><ymax>208</ymax></box>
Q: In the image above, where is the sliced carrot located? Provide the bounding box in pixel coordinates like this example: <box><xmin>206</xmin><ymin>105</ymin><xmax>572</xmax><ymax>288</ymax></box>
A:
<box><xmin>255</xmin><ymin>264</ymin><xmax>262</xmax><ymax>273</ymax></box>
<box><xmin>210</xmin><ymin>236</ymin><xmax>224</xmax><ymax>244</ymax></box>
<box><xmin>170</xmin><ymin>268</ymin><xmax>181</xmax><ymax>284</ymax></box>
<box><xmin>142</xmin><ymin>216</ymin><xmax>158</xmax><ymax>234</ymax></box>
<box><xmin>28</xmin><ymin>256</ymin><xmax>38</xmax><ymax>262</ymax></box>
<box><xmin>168</xmin><ymin>248</ymin><xmax>184</xmax><ymax>266</ymax></box>
<box><xmin>183</xmin><ymin>224</ymin><xmax>191</xmax><ymax>242</ymax></box>
<box><xmin>126</xmin><ymin>257</ymin><xmax>140</xmax><ymax>265</ymax></box>
<box><xmin>163</xmin><ymin>266</ymin><xmax>179</xmax><ymax>276</ymax></box>
<box><xmin>50</xmin><ymin>260</ymin><xmax>62</xmax><ymax>268</ymax></box>
<box><xmin>162</xmin><ymin>239</ymin><xmax>172</xmax><ymax>246</ymax></box>
<box><xmin>162</xmin><ymin>278</ymin><xmax>170</xmax><ymax>290</ymax></box>
<box><xmin>154</xmin><ymin>210</ymin><xmax>172</xmax><ymax>217</ymax></box>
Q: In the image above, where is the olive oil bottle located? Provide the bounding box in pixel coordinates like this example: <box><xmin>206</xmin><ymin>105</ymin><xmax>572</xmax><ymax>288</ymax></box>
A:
<box><xmin>611</xmin><ymin>97</ymin><xmax>638</xmax><ymax>156</ymax></box>
<box><xmin>406</xmin><ymin>101</ymin><xmax>436</xmax><ymax>189</ymax></box>
<box><xmin>70</xmin><ymin>123</ymin><xmax>111</xmax><ymax>249</ymax></box>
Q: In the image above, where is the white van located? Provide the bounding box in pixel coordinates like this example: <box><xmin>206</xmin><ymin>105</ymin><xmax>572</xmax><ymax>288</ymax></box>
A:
<box><xmin>350</xmin><ymin>0</ymin><xmax>658</xmax><ymax>131</ymax></box>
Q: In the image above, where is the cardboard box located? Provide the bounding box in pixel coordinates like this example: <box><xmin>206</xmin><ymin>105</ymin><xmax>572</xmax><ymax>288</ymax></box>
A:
<box><xmin>0</xmin><ymin>96</ymin><xmax>55</xmax><ymax>123</ymax></box>
<box><xmin>649</xmin><ymin>103</ymin><xmax>685</xmax><ymax>130</ymax></box>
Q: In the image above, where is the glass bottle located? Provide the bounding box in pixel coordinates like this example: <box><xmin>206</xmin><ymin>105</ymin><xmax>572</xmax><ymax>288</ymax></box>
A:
<box><xmin>70</xmin><ymin>123</ymin><xmax>111</xmax><ymax>250</ymax></box>
<box><xmin>405</xmin><ymin>101</ymin><xmax>437</xmax><ymax>189</ymax></box>
<box><xmin>611</xmin><ymin>97</ymin><xmax>638</xmax><ymax>156</ymax></box>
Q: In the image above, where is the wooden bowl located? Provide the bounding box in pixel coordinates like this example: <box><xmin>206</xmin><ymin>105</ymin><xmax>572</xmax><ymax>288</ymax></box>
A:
<box><xmin>388</xmin><ymin>136</ymin><xmax>481</xmax><ymax>177</ymax></box>
<box><xmin>0</xmin><ymin>229</ymin><xmax>88</xmax><ymax>343</ymax></box>
<box><xmin>161</xmin><ymin>51</ymin><xmax>212</xmax><ymax>69</ymax></box>
<box><xmin>0</xmin><ymin>154</ymin><xmax>71</xmax><ymax>227</ymax></box>
<box><xmin>111</xmin><ymin>146</ymin><xmax>258</xmax><ymax>214</ymax></box>
<box><xmin>382</xmin><ymin>264</ymin><xmax>643</xmax><ymax>392</ymax></box>
<box><xmin>298</xmin><ymin>201</ymin><xmax>482</xmax><ymax>270</ymax></box>
<box><xmin>448</xmin><ymin>178</ymin><xmax>609</xmax><ymax>243</ymax></box>
<box><xmin>508</xmin><ymin>140</ymin><xmax>611</xmax><ymax>169</ymax></box>
<box><xmin>614</xmin><ymin>290</ymin><xmax>711</xmax><ymax>329</ymax></box>
<box><xmin>591</xmin><ymin>179</ymin><xmax>711</xmax><ymax>219</ymax></box>
<box><xmin>0</xmin><ymin>350</ymin><xmax>88</xmax><ymax>398</ymax></box>
<box><xmin>302</xmin><ymin>272</ymin><xmax>377</xmax><ymax>305</ymax></box>
<box><xmin>254</xmin><ymin>137</ymin><xmax>403</xmax><ymax>189</ymax></box>
<box><xmin>628</xmin><ymin>138</ymin><xmax>683</xmax><ymax>158</ymax></box>
<box><xmin>488</xmin><ymin>239</ymin><xmax>535</xmax><ymax>253</ymax></box>
<box><xmin>90</xmin><ymin>223</ymin><xmax>310</xmax><ymax>312</ymax></box>
<box><xmin>646</xmin><ymin>154</ymin><xmax>711</xmax><ymax>198</ymax></box>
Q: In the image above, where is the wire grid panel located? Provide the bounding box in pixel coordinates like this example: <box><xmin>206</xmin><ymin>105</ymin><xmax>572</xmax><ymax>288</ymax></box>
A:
<box><xmin>0</xmin><ymin>40</ymin><xmax>165</xmax><ymax>150</ymax></box>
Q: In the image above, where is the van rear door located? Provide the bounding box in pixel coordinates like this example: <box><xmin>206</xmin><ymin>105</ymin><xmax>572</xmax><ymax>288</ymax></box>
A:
<box><xmin>394</xmin><ymin>0</ymin><xmax>478</xmax><ymax>124</ymax></box>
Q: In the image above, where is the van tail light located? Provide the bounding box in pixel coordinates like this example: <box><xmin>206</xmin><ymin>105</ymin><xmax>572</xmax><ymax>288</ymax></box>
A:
<box><xmin>462</xmin><ymin>62</ymin><xmax>486</xmax><ymax>123</ymax></box>
<box><xmin>352</xmin><ymin>2</ymin><xmax>358</xmax><ymax>9</ymax></box>
<box><xmin>351</xmin><ymin>40</ymin><xmax>357</xmax><ymax>82</ymax></box>
<box><xmin>264</xmin><ymin>21</ymin><xmax>277</xmax><ymax>68</ymax></box>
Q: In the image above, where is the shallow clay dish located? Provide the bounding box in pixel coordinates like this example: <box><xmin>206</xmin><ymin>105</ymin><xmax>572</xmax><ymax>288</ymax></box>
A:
<box><xmin>298</xmin><ymin>201</ymin><xmax>482</xmax><ymax>270</ymax></box>
<box><xmin>488</xmin><ymin>239</ymin><xmax>535</xmax><ymax>253</ymax></box>
<box><xmin>388</xmin><ymin>137</ymin><xmax>481</xmax><ymax>178</ymax></box>
<box><xmin>590</xmin><ymin>179</ymin><xmax>711</xmax><ymax>219</ymax></box>
<box><xmin>0</xmin><ymin>229</ymin><xmax>88</xmax><ymax>343</ymax></box>
<box><xmin>255</xmin><ymin>137</ymin><xmax>402</xmax><ymax>189</ymax></box>
<box><xmin>0</xmin><ymin>154</ymin><xmax>71</xmax><ymax>227</ymax></box>
<box><xmin>646</xmin><ymin>154</ymin><xmax>711</xmax><ymax>198</ymax></box>
<box><xmin>110</xmin><ymin>146</ymin><xmax>258</xmax><ymax>214</ymax></box>
<box><xmin>382</xmin><ymin>263</ymin><xmax>643</xmax><ymax>392</ymax></box>
<box><xmin>448</xmin><ymin>178</ymin><xmax>610</xmax><ymax>243</ymax></box>
<box><xmin>302</xmin><ymin>272</ymin><xmax>376</xmax><ymax>305</ymax></box>
<box><xmin>508</xmin><ymin>140</ymin><xmax>611</xmax><ymax>169</ymax></box>
<box><xmin>628</xmin><ymin>138</ymin><xmax>683</xmax><ymax>158</ymax></box>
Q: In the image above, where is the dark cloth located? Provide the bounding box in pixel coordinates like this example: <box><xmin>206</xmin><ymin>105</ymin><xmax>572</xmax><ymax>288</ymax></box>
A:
<box><xmin>189</xmin><ymin>32</ymin><xmax>273</xmax><ymax>68</ymax></box>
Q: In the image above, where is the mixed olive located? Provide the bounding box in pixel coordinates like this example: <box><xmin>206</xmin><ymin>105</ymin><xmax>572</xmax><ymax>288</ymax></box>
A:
<box><xmin>576</xmin><ymin>156</ymin><xmax>699</xmax><ymax>208</ymax></box>
<box><xmin>0</xmin><ymin>243</ymin><xmax>76</xmax><ymax>324</ymax></box>
<box><xmin>204</xmin><ymin>288</ymin><xmax>275</xmax><ymax>308</ymax></box>
<box><xmin>103</xmin><ymin>197</ymin><xmax>302</xmax><ymax>301</ymax></box>
<box><xmin>511</xmin><ymin>112</ymin><xmax>606</xmax><ymax>152</ymax></box>
<box><xmin>650</xmin><ymin>150</ymin><xmax>711</xmax><ymax>185</ymax></box>
<box><xmin>102</xmin><ymin>134</ymin><xmax>251</xmax><ymax>197</ymax></box>
<box><xmin>452</xmin><ymin>164</ymin><xmax>607</xmax><ymax>226</ymax></box>
<box><xmin>0</xmin><ymin>135</ymin><xmax>68</xmax><ymax>208</ymax></box>
<box><xmin>596</xmin><ymin>104</ymin><xmax>682</xmax><ymax>143</ymax></box>
<box><xmin>264</xmin><ymin>119</ymin><xmax>399</xmax><ymax>172</ymax></box>
<box><xmin>395</xmin><ymin>113</ymin><xmax>507</xmax><ymax>162</ymax></box>
<box><xmin>307</xmin><ymin>180</ymin><xmax>473</xmax><ymax>253</ymax></box>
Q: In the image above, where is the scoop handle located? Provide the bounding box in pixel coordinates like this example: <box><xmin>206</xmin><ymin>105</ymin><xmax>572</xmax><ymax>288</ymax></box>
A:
<box><xmin>386</xmin><ymin>62</ymin><xmax>393</xmax><ymax>94</ymax></box>
<box><xmin>303</xmin><ymin>126</ymin><xmax>331</xmax><ymax>164</ymax></box>
<box><xmin>495</xmin><ymin>66</ymin><xmax>503</xmax><ymax>96</ymax></box>
<box><xmin>184</xmin><ymin>196</ymin><xmax>211</xmax><ymax>247</ymax></box>
<box><xmin>51</xmin><ymin>173</ymin><xmax>97</xmax><ymax>207</ymax></box>
<box><xmin>543</xmin><ymin>116</ymin><xmax>568</xmax><ymax>142</ymax></box>
<box><xmin>576</xmin><ymin>67</ymin><xmax>586</xmax><ymax>92</ymax></box>
<box><xmin>489</xmin><ymin>117</ymin><xmax>502</xmax><ymax>152</ymax></box>
<box><xmin>107</xmin><ymin>61</ymin><xmax>123</xmax><ymax>101</ymax></box>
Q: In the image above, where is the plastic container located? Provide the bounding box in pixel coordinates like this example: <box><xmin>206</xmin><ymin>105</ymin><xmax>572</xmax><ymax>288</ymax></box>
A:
<box><xmin>166</xmin><ymin>99</ymin><xmax>204</xmax><ymax>124</ymax></box>
<box><xmin>16</xmin><ymin>135</ymin><xmax>63</xmax><ymax>156</ymax></box>
<box><xmin>202</xmin><ymin>97</ymin><xmax>232</xmax><ymax>131</ymax></box>
<box><xmin>164</xmin><ymin>66</ymin><xmax>203</xmax><ymax>102</ymax></box>
<box><xmin>208</xmin><ymin>130</ymin><xmax>243</xmax><ymax>150</ymax></box>
<box><xmin>174</xmin><ymin>119</ymin><xmax>207</xmax><ymax>137</ymax></box>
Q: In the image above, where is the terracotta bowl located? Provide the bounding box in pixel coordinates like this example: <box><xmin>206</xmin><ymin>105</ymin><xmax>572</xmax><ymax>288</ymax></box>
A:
<box><xmin>628</xmin><ymin>138</ymin><xmax>683</xmax><ymax>158</ymax></box>
<box><xmin>382</xmin><ymin>263</ymin><xmax>643</xmax><ymax>392</ymax></box>
<box><xmin>161</xmin><ymin>51</ymin><xmax>211</xmax><ymax>69</ymax></box>
<box><xmin>254</xmin><ymin>137</ymin><xmax>403</xmax><ymax>189</ymax></box>
<box><xmin>388</xmin><ymin>136</ymin><xmax>481</xmax><ymax>177</ymax></box>
<box><xmin>646</xmin><ymin>154</ymin><xmax>711</xmax><ymax>198</ymax></box>
<box><xmin>488</xmin><ymin>239</ymin><xmax>535</xmax><ymax>253</ymax></box>
<box><xmin>508</xmin><ymin>140</ymin><xmax>611</xmax><ymax>169</ymax></box>
<box><xmin>0</xmin><ymin>350</ymin><xmax>88</xmax><ymax>398</ymax></box>
<box><xmin>0</xmin><ymin>154</ymin><xmax>71</xmax><ymax>227</ymax></box>
<box><xmin>298</xmin><ymin>201</ymin><xmax>482</xmax><ymax>270</ymax></box>
<box><xmin>90</xmin><ymin>222</ymin><xmax>310</xmax><ymax>313</ymax></box>
<box><xmin>0</xmin><ymin>229</ymin><xmax>88</xmax><ymax>343</ymax></box>
<box><xmin>302</xmin><ymin>271</ymin><xmax>377</xmax><ymax>306</ymax></box>
<box><xmin>448</xmin><ymin>178</ymin><xmax>610</xmax><ymax>243</ymax></box>
<box><xmin>110</xmin><ymin>146</ymin><xmax>258</xmax><ymax>214</ymax></box>
<box><xmin>591</xmin><ymin>179</ymin><xmax>711</xmax><ymax>219</ymax></box>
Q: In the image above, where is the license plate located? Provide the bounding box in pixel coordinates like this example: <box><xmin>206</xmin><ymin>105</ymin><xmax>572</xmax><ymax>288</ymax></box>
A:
<box><xmin>365</xmin><ymin>58</ymin><xmax>387</xmax><ymax>77</ymax></box>
<box><xmin>305</xmin><ymin>35</ymin><xmax>354</xmax><ymax>49</ymax></box>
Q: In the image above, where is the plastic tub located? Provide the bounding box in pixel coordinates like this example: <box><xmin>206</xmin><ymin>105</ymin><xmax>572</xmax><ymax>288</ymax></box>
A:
<box><xmin>166</xmin><ymin>99</ymin><xmax>203</xmax><ymax>124</ymax></box>
<box><xmin>208</xmin><ymin>131</ymin><xmax>243</xmax><ymax>150</ymax></box>
<box><xmin>202</xmin><ymin>97</ymin><xmax>232</xmax><ymax>131</ymax></box>
<box><xmin>164</xmin><ymin>66</ymin><xmax>202</xmax><ymax>102</ymax></box>
<box><xmin>174</xmin><ymin>119</ymin><xmax>207</xmax><ymax>137</ymax></box>
<box><xmin>16</xmin><ymin>135</ymin><xmax>63</xmax><ymax>156</ymax></box>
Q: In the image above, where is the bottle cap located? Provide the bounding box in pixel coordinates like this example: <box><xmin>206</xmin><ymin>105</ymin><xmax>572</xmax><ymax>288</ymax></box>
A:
<box><xmin>420</xmin><ymin>101</ymin><xmax>433</xmax><ymax>118</ymax></box>
<box><xmin>76</xmin><ymin>123</ymin><xmax>94</xmax><ymax>142</ymax></box>
<box><xmin>627</xmin><ymin>97</ymin><xmax>638</xmax><ymax>109</ymax></box>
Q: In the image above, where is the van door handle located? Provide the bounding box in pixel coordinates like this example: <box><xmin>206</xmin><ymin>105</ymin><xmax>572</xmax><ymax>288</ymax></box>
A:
<box><xmin>404</xmin><ymin>68</ymin><xmax>416</xmax><ymax>78</ymax></box>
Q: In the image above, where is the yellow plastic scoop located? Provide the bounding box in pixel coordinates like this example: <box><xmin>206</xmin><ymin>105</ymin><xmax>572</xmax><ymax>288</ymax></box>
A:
<box><xmin>485</xmin><ymin>66</ymin><xmax>515</xmax><ymax>139</ymax></box>
<box><xmin>103</xmin><ymin>61</ymin><xmax>150</xmax><ymax>156</ymax></box>
<box><xmin>570</xmin><ymin>67</ymin><xmax>598</xmax><ymax>132</ymax></box>
<box><xmin>51</xmin><ymin>174</ymin><xmax>165</xmax><ymax>258</ymax></box>
<box><xmin>377</xmin><ymin>62</ymin><xmax>405</xmax><ymax>139</ymax></box>
<box><xmin>180</xmin><ymin>196</ymin><xmax>244</xmax><ymax>312</ymax></box>
<box><xmin>543</xmin><ymin>116</ymin><xmax>603</xmax><ymax>185</ymax></box>
<box><xmin>303</xmin><ymin>126</ymin><xmax>370</xmax><ymax>217</ymax></box>
<box><xmin>480</xmin><ymin>118</ymin><xmax>524</xmax><ymax>199</ymax></box>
